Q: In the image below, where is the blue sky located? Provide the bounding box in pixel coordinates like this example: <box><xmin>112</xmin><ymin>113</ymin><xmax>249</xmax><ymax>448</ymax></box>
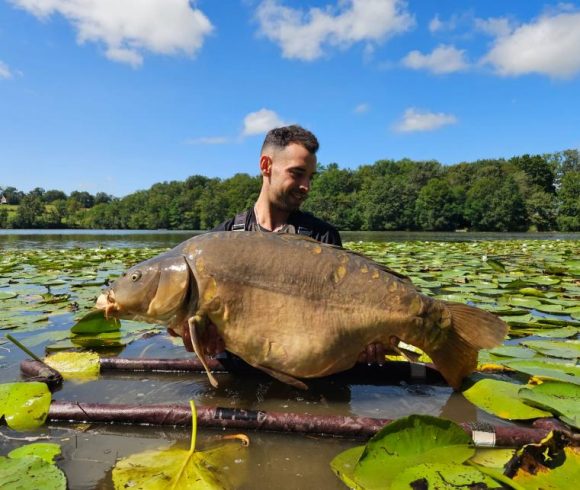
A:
<box><xmin>1</xmin><ymin>0</ymin><xmax>579</xmax><ymax>197</ymax></box>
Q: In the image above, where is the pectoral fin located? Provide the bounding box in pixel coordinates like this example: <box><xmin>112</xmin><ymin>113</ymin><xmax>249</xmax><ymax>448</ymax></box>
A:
<box><xmin>188</xmin><ymin>315</ymin><xmax>219</xmax><ymax>388</ymax></box>
<box><xmin>255</xmin><ymin>364</ymin><xmax>308</xmax><ymax>390</ymax></box>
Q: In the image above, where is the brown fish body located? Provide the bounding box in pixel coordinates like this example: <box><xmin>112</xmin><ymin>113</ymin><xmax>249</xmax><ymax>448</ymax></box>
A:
<box><xmin>97</xmin><ymin>232</ymin><xmax>508</xmax><ymax>389</ymax></box>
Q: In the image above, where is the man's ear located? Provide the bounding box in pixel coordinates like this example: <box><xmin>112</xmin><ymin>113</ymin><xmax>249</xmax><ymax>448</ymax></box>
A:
<box><xmin>259</xmin><ymin>155</ymin><xmax>272</xmax><ymax>175</ymax></box>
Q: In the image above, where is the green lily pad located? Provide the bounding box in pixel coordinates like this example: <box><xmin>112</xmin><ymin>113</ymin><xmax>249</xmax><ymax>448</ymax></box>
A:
<box><xmin>485</xmin><ymin>258</ymin><xmax>506</xmax><ymax>273</ymax></box>
<box><xmin>463</xmin><ymin>379</ymin><xmax>552</xmax><ymax>420</ymax></box>
<box><xmin>519</xmin><ymin>327</ymin><xmax>579</xmax><ymax>338</ymax></box>
<box><xmin>0</xmin><ymin>382</ymin><xmax>51</xmax><ymax>430</ymax></box>
<box><xmin>522</xmin><ymin>340</ymin><xmax>580</xmax><ymax>360</ymax></box>
<box><xmin>8</xmin><ymin>443</ymin><xmax>61</xmax><ymax>464</ymax></box>
<box><xmin>44</xmin><ymin>351</ymin><xmax>100</xmax><ymax>380</ymax></box>
<box><xmin>71</xmin><ymin>309</ymin><xmax>121</xmax><ymax>334</ymax></box>
<box><xmin>534</xmin><ymin>304</ymin><xmax>566</xmax><ymax>314</ymax></box>
<box><xmin>503</xmin><ymin>360</ymin><xmax>580</xmax><ymax>385</ymax></box>
<box><xmin>488</xmin><ymin>345</ymin><xmax>537</xmax><ymax>359</ymax></box>
<box><xmin>519</xmin><ymin>382</ymin><xmax>580</xmax><ymax>429</ymax></box>
<box><xmin>331</xmin><ymin>415</ymin><xmax>475</xmax><ymax>489</ymax></box>
<box><xmin>0</xmin><ymin>455</ymin><xmax>66</xmax><ymax>489</ymax></box>
<box><xmin>519</xmin><ymin>287</ymin><xmax>546</xmax><ymax>297</ymax></box>
<box><xmin>329</xmin><ymin>446</ymin><xmax>365</xmax><ymax>490</ymax></box>
<box><xmin>391</xmin><ymin>463</ymin><xmax>500</xmax><ymax>489</ymax></box>
<box><xmin>469</xmin><ymin>448</ymin><xmax>515</xmax><ymax>469</ymax></box>
<box><xmin>0</xmin><ymin>292</ymin><xmax>17</xmax><ymax>300</ymax></box>
<box><xmin>506</xmin><ymin>296</ymin><xmax>543</xmax><ymax>308</ymax></box>
<box><xmin>528</xmin><ymin>276</ymin><xmax>561</xmax><ymax>286</ymax></box>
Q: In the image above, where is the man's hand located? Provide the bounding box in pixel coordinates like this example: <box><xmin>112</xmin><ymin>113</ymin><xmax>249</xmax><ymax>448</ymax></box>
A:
<box><xmin>358</xmin><ymin>342</ymin><xmax>386</xmax><ymax>366</ymax></box>
<box><xmin>169</xmin><ymin>321</ymin><xmax>225</xmax><ymax>356</ymax></box>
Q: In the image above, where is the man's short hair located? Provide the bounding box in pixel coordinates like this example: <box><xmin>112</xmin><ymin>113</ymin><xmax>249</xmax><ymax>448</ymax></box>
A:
<box><xmin>261</xmin><ymin>125</ymin><xmax>319</xmax><ymax>155</ymax></box>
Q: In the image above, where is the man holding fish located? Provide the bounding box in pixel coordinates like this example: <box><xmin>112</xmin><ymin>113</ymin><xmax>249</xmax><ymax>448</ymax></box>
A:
<box><xmin>178</xmin><ymin>125</ymin><xmax>387</xmax><ymax>366</ymax></box>
<box><xmin>96</xmin><ymin>126</ymin><xmax>507</xmax><ymax>390</ymax></box>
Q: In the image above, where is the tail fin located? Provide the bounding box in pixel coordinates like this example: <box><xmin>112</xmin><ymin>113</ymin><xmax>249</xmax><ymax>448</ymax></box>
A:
<box><xmin>425</xmin><ymin>302</ymin><xmax>509</xmax><ymax>390</ymax></box>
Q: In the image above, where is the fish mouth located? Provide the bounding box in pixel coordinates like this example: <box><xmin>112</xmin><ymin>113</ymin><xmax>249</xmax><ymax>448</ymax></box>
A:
<box><xmin>96</xmin><ymin>290</ymin><xmax>119</xmax><ymax>319</ymax></box>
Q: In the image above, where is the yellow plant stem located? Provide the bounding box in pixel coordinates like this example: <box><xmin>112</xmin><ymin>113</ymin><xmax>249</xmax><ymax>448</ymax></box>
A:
<box><xmin>170</xmin><ymin>399</ymin><xmax>197</xmax><ymax>490</ymax></box>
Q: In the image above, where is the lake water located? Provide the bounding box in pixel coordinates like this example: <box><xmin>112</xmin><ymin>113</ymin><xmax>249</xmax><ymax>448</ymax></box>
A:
<box><xmin>0</xmin><ymin>230</ymin><xmax>578</xmax><ymax>489</ymax></box>
<box><xmin>1</xmin><ymin>228</ymin><xmax>578</xmax><ymax>250</ymax></box>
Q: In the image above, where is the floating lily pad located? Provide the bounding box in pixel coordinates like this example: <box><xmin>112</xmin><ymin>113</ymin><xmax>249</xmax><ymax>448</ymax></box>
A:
<box><xmin>8</xmin><ymin>443</ymin><xmax>61</xmax><ymax>464</ymax></box>
<box><xmin>522</xmin><ymin>340</ymin><xmax>580</xmax><ymax>360</ymax></box>
<box><xmin>528</xmin><ymin>276</ymin><xmax>561</xmax><ymax>286</ymax></box>
<box><xmin>0</xmin><ymin>382</ymin><xmax>51</xmax><ymax>430</ymax></box>
<box><xmin>0</xmin><ymin>455</ymin><xmax>66</xmax><ymax>489</ymax></box>
<box><xmin>71</xmin><ymin>309</ymin><xmax>121</xmax><ymax>334</ymax></box>
<box><xmin>534</xmin><ymin>304</ymin><xmax>566</xmax><ymax>314</ymax></box>
<box><xmin>44</xmin><ymin>351</ymin><xmax>100</xmax><ymax>380</ymax></box>
<box><xmin>395</xmin><ymin>463</ymin><xmax>502</xmax><ymax>489</ymax></box>
<box><xmin>462</xmin><ymin>379</ymin><xmax>552</xmax><ymax>420</ymax></box>
<box><xmin>511</xmin><ymin>438</ymin><xmax>580</xmax><ymax>489</ymax></box>
<box><xmin>488</xmin><ymin>346</ymin><xmax>537</xmax><ymax>359</ymax></box>
<box><xmin>331</xmin><ymin>415</ymin><xmax>474</xmax><ymax>489</ymax></box>
<box><xmin>517</xmin><ymin>327</ymin><xmax>579</xmax><ymax>339</ymax></box>
<box><xmin>469</xmin><ymin>448</ymin><xmax>515</xmax><ymax>469</ymax></box>
<box><xmin>503</xmin><ymin>360</ymin><xmax>580</xmax><ymax>385</ymax></box>
<box><xmin>519</xmin><ymin>287</ymin><xmax>546</xmax><ymax>297</ymax></box>
<box><xmin>112</xmin><ymin>400</ymin><xmax>248</xmax><ymax>490</ymax></box>
<box><xmin>519</xmin><ymin>382</ymin><xmax>580</xmax><ymax>429</ymax></box>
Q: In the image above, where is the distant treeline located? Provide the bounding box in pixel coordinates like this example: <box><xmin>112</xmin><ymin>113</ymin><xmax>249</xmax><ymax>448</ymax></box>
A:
<box><xmin>1</xmin><ymin>149</ymin><xmax>579</xmax><ymax>232</ymax></box>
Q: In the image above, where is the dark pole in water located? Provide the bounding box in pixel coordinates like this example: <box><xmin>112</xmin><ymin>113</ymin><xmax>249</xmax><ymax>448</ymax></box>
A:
<box><xmin>22</xmin><ymin>356</ymin><xmax>447</xmax><ymax>385</ymax></box>
<box><xmin>46</xmin><ymin>400</ymin><xmax>578</xmax><ymax>447</ymax></box>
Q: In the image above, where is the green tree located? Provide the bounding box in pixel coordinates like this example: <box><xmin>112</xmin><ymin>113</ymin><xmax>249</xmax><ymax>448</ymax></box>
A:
<box><xmin>509</xmin><ymin>154</ymin><xmax>555</xmax><ymax>193</ymax></box>
<box><xmin>44</xmin><ymin>189</ymin><xmax>68</xmax><ymax>203</ymax></box>
<box><xmin>556</xmin><ymin>171</ymin><xmax>580</xmax><ymax>231</ymax></box>
<box><xmin>70</xmin><ymin>191</ymin><xmax>95</xmax><ymax>208</ymax></box>
<box><xmin>12</xmin><ymin>194</ymin><xmax>45</xmax><ymax>228</ymax></box>
<box><xmin>524</xmin><ymin>189</ymin><xmax>557</xmax><ymax>231</ymax></box>
<box><xmin>415</xmin><ymin>178</ymin><xmax>464</xmax><ymax>231</ymax></box>
<box><xmin>0</xmin><ymin>207</ymin><xmax>8</xmax><ymax>228</ymax></box>
<box><xmin>304</xmin><ymin>163</ymin><xmax>362</xmax><ymax>230</ymax></box>
<box><xmin>464</xmin><ymin>175</ymin><xmax>528</xmax><ymax>231</ymax></box>
<box><xmin>0</xmin><ymin>186</ymin><xmax>24</xmax><ymax>204</ymax></box>
<box><xmin>94</xmin><ymin>192</ymin><xmax>112</xmax><ymax>205</ymax></box>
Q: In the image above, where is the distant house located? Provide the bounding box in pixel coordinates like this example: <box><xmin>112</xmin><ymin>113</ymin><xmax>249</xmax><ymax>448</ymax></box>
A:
<box><xmin>0</xmin><ymin>195</ymin><xmax>6</xmax><ymax>205</ymax></box>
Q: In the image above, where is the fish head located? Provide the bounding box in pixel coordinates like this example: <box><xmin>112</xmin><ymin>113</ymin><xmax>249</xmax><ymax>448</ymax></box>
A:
<box><xmin>96</xmin><ymin>254</ymin><xmax>196</xmax><ymax>327</ymax></box>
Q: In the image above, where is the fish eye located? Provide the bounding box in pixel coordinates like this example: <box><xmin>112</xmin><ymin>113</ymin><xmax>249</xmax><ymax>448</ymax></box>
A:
<box><xmin>130</xmin><ymin>271</ymin><xmax>142</xmax><ymax>282</ymax></box>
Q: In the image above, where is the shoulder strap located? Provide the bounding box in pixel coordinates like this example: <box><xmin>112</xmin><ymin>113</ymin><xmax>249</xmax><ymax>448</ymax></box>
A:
<box><xmin>231</xmin><ymin>211</ymin><xmax>248</xmax><ymax>231</ymax></box>
<box><xmin>296</xmin><ymin>226</ymin><xmax>313</xmax><ymax>236</ymax></box>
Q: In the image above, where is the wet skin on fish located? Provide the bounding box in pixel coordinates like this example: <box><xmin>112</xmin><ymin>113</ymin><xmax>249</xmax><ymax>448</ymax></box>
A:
<box><xmin>96</xmin><ymin>232</ymin><xmax>508</xmax><ymax>390</ymax></box>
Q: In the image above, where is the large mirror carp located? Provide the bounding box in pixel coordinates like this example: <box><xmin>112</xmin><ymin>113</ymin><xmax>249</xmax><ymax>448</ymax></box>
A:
<box><xmin>96</xmin><ymin>232</ymin><xmax>508</xmax><ymax>390</ymax></box>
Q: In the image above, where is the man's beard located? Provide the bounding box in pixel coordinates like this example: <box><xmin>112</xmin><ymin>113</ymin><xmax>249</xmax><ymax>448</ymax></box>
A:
<box><xmin>276</xmin><ymin>190</ymin><xmax>307</xmax><ymax>213</ymax></box>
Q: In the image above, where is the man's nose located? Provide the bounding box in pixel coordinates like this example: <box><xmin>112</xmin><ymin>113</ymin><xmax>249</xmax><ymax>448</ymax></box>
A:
<box><xmin>299</xmin><ymin>177</ymin><xmax>311</xmax><ymax>193</ymax></box>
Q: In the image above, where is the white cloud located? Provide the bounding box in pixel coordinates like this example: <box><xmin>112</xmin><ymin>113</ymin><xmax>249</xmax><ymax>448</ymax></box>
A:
<box><xmin>186</xmin><ymin>136</ymin><xmax>230</xmax><ymax>145</ymax></box>
<box><xmin>255</xmin><ymin>0</ymin><xmax>414</xmax><ymax>61</ymax></box>
<box><xmin>354</xmin><ymin>103</ymin><xmax>369</xmax><ymax>114</ymax></box>
<box><xmin>243</xmin><ymin>109</ymin><xmax>287</xmax><ymax>136</ymax></box>
<box><xmin>9</xmin><ymin>0</ymin><xmax>213</xmax><ymax>66</ymax></box>
<box><xmin>428</xmin><ymin>15</ymin><xmax>444</xmax><ymax>33</ymax></box>
<box><xmin>482</xmin><ymin>11</ymin><xmax>580</xmax><ymax>78</ymax></box>
<box><xmin>474</xmin><ymin>17</ymin><xmax>513</xmax><ymax>37</ymax></box>
<box><xmin>402</xmin><ymin>44</ymin><xmax>468</xmax><ymax>74</ymax></box>
<box><xmin>394</xmin><ymin>108</ymin><xmax>457</xmax><ymax>133</ymax></box>
<box><xmin>428</xmin><ymin>13</ymin><xmax>467</xmax><ymax>33</ymax></box>
<box><xmin>0</xmin><ymin>61</ymin><xmax>13</xmax><ymax>79</ymax></box>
